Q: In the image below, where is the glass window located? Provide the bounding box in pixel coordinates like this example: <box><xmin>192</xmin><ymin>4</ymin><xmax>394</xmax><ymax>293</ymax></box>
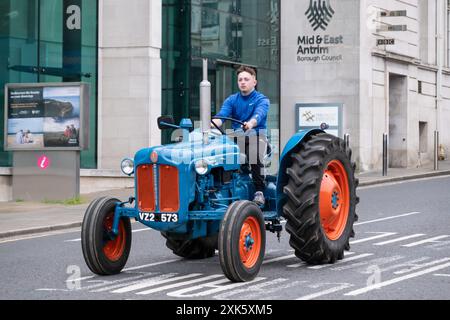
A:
<box><xmin>162</xmin><ymin>0</ymin><xmax>279</xmax><ymax>147</ymax></box>
<box><xmin>0</xmin><ymin>0</ymin><xmax>98</xmax><ymax>168</ymax></box>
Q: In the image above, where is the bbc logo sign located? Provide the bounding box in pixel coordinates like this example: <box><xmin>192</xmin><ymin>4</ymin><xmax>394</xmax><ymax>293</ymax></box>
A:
<box><xmin>377</xmin><ymin>39</ymin><xmax>395</xmax><ymax>46</ymax></box>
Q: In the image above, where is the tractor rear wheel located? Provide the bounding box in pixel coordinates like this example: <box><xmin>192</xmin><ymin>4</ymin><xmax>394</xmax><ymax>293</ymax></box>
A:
<box><xmin>283</xmin><ymin>133</ymin><xmax>359</xmax><ymax>264</ymax></box>
<box><xmin>219</xmin><ymin>201</ymin><xmax>265</xmax><ymax>282</ymax></box>
<box><xmin>81</xmin><ymin>197</ymin><xmax>132</xmax><ymax>275</ymax></box>
<box><xmin>162</xmin><ymin>233</ymin><xmax>217</xmax><ymax>259</ymax></box>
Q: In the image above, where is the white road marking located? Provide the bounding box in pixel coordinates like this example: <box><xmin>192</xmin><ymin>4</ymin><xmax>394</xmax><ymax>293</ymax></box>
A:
<box><xmin>213</xmin><ymin>278</ymin><xmax>292</xmax><ymax>300</ymax></box>
<box><xmin>394</xmin><ymin>258</ymin><xmax>450</xmax><ymax>275</ymax></box>
<box><xmin>167</xmin><ymin>277</ymin><xmax>266</xmax><ymax>298</ymax></box>
<box><xmin>373</xmin><ymin>234</ymin><xmax>426</xmax><ymax>246</ymax></box>
<box><xmin>122</xmin><ymin>259</ymin><xmax>180</xmax><ymax>271</ymax></box>
<box><xmin>286</xmin><ymin>262</ymin><xmax>306</xmax><ymax>268</ymax></box>
<box><xmin>363</xmin><ymin>257</ymin><xmax>430</xmax><ymax>274</ymax></box>
<box><xmin>132</xmin><ymin>228</ymin><xmax>152</xmax><ymax>233</ymax></box>
<box><xmin>345</xmin><ymin>261</ymin><xmax>450</xmax><ymax>296</ymax></box>
<box><xmin>287</xmin><ymin>252</ymin><xmax>355</xmax><ymax>268</ymax></box>
<box><xmin>296</xmin><ymin>283</ymin><xmax>353</xmax><ymax>300</ymax></box>
<box><xmin>112</xmin><ymin>273</ymin><xmax>207</xmax><ymax>293</ymax></box>
<box><xmin>37</xmin><ymin>272</ymin><xmax>158</xmax><ymax>293</ymax></box>
<box><xmin>434</xmin><ymin>274</ymin><xmax>450</xmax><ymax>277</ymax></box>
<box><xmin>36</xmin><ymin>288</ymin><xmax>71</xmax><ymax>292</ymax></box>
<box><xmin>263</xmin><ymin>254</ymin><xmax>296</xmax><ymax>264</ymax></box>
<box><xmin>354</xmin><ymin>212</ymin><xmax>420</xmax><ymax>226</ymax></box>
<box><xmin>59</xmin><ymin>259</ymin><xmax>179</xmax><ymax>291</ymax></box>
<box><xmin>74</xmin><ymin>273</ymin><xmax>159</xmax><ymax>291</ymax></box>
<box><xmin>65</xmin><ymin>275</ymin><xmax>95</xmax><ymax>283</ymax></box>
<box><xmin>308</xmin><ymin>253</ymin><xmax>374</xmax><ymax>270</ymax></box>
<box><xmin>350</xmin><ymin>232</ymin><xmax>397</xmax><ymax>244</ymax></box>
<box><xmin>64</xmin><ymin>228</ymin><xmax>151</xmax><ymax>242</ymax></box>
<box><xmin>113</xmin><ymin>273</ymin><xmax>205</xmax><ymax>294</ymax></box>
<box><xmin>135</xmin><ymin>274</ymin><xmax>225</xmax><ymax>295</ymax></box>
<box><xmin>90</xmin><ymin>273</ymin><xmax>178</xmax><ymax>293</ymax></box>
<box><xmin>402</xmin><ymin>235</ymin><xmax>450</xmax><ymax>247</ymax></box>
<box><xmin>0</xmin><ymin>228</ymin><xmax>81</xmax><ymax>244</ymax></box>
<box><xmin>332</xmin><ymin>255</ymin><xmax>404</xmax><ymax>272</ymax></box>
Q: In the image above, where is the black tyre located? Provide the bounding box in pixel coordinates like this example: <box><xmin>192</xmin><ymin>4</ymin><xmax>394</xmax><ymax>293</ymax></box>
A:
<box><xmin>162</xmin><ymin>232</ymin><xmax>217</xmax><ymax>259</ymax></box>
<box><xmin>283</xmin><ymin>133</ymin><xmax>359</xmax><ymax>264</ymax></box>
<box><xmin>219</xmin><ymin>201</ymin><xmax>266</xmax><ymax>282</ymax></box>
<box><xmin>81</xmin><ymin>197</ymin><xmax>132</xmax><ymax>275</ymax></box>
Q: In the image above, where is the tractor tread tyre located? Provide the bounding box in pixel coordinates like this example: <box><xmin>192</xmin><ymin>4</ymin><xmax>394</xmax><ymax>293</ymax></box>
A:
<box><xmin>283</xmin><ymin>133</ymin><xmax>358</xmax><ymax>265</ymax></box>
<box><xmin>81</xmin><ymin>197</ymin><xmax>132</xmax><ymax>275</ymax></box>
<box><xmin>162</xmin><ymin>233</ymin><xmax>217</xmax><ymax>260</ymax></box>
<box><xmin>219</xmin><ymin>201</ymin><xmax>266</xmax><ymax>282</ymax></box>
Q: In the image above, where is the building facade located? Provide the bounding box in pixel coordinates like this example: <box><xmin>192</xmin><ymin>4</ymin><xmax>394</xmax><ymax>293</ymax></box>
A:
<box><xmin>281</xmin><ymin>0</ymin><xmax>450</xmax><ymax>171</ymax></box>
<box><xmin>0</xmin><ymin>0</ymin><xmax>449</xmax><ymax>200</ymax></box>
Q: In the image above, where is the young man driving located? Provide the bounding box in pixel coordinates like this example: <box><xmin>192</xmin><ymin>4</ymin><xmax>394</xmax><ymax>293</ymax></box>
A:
<box><xmin>212</xmin><ymin>66</ymin><xmax>270</xmax><ymax>206</ymax></box>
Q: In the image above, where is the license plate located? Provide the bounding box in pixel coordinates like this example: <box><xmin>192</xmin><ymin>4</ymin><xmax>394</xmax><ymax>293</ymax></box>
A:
<box><xmin>139</xmin><ymin>212</ymin><xmax>179</xmax><ymax>223</ymax></box>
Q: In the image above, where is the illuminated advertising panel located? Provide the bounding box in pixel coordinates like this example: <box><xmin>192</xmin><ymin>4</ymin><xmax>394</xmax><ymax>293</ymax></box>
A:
<box><xmin>4</xmin><ymin>83</ymin><xmax>89</xmax><ymax>151</ymax></box>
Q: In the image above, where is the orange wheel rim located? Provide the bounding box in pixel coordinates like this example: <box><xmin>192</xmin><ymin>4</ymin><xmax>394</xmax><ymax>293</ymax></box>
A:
<box><xmin>319</xmin><ymin>160</ymin><xmax>350</xmax><ymax>240</ymax></box>
<box><xmin>102</xmin><ymin>213</ymin><xmax>126</xmax><ymax>262</ymax></box>
<box><xmin>239</xmin><ymin>216</ymin><xmax>261</xmax><ymax>268</ymax></box>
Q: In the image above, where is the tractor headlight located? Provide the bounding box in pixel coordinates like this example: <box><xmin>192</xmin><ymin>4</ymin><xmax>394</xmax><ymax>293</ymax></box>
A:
<box><xmin>195</xmin><ymin>159</ymin><xmax>209</xmax><ymax>175</ymax></box>
<box><xmin>121</xmin><ymin>158</ymin><xmax>134</xmax><ymax>176</ymax></box>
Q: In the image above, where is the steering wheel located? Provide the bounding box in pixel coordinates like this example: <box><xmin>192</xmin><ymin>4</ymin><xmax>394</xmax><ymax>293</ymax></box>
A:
<box><xmin>211</xmin><ymin>117</ymin><xmax>246</xmax><ymax>135</ymax></box>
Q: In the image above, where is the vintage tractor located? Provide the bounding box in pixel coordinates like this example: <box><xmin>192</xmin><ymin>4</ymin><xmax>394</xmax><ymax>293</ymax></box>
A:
<box><xmin>81</xmin><ymin>63</ymin><xmax>358</xmax><ymax>283</ymax></box>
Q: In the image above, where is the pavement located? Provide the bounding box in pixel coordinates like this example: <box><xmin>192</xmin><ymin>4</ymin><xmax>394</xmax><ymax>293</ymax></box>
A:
<box><xmin>1</xmin><ymin>159</ymin><xmax>450</xmax><ymax>239</ymax></box>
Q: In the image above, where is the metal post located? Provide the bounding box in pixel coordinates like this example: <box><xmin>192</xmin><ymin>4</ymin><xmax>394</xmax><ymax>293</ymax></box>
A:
<box><xmin>344</xmin><ymin>133</ymin><xmax>350</xmax><ymax>151</ymax></box>
<box><xmin>200</xmin><ymin>58</ymin><xmax>211</xmax><ymax>144</ymax></box>
<box><xmin>434</xmin><ymin>131</ymin><xmax>439</xmax><ymax>171</ymax></box>
<box><xmin>383</xmin><ymin>133</ymin><xmax>388</xmax><ymax>176</ymax></box>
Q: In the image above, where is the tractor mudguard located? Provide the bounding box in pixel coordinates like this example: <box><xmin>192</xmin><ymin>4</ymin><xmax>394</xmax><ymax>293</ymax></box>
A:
<box><xmin>275</xmin><ymin>129</ymin><xmax>325</xmax><ymax>217</ymax></box>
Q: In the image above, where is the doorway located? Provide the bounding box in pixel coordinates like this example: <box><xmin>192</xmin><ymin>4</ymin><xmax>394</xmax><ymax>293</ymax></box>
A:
<box><xmin>388</xmin><ymin>74</ymin><xmax>408</xmax><ymax>168</ymax></box>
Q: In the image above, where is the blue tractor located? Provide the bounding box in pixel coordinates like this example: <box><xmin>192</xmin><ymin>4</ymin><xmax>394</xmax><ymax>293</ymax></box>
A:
<box><xmin>81</xmin><ymin>64</ymin><xmax>358</xmax><ymax>283</ymax></box>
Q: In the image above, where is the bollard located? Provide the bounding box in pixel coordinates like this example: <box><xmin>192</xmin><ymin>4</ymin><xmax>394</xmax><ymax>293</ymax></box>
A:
<box><xmin>344</xmin><ymin>133</ymin><xmax>350</xmax><ymax>152</ymax></box>
<box><xmin>383</xmin><ymin>133</ymin><xmax>388</xmax><ymax>176</ymax></box>
<box><xmin>434</xmin><ymin>131</ymin><xmax>439</xmax><ymax>171</ymax></box>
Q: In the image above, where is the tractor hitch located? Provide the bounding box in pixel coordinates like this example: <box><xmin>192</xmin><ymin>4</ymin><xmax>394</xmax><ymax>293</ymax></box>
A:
<box><xmin>266</xmin><ymin>220</ymin><xmax>283</xmax><ymax>242</ymax></box>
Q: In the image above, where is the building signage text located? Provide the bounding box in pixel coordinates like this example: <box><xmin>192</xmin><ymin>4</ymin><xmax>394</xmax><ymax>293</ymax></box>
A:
<box><xmin>297</xmin><ymin>34</ymin><xmax>344</xmax><ymax>63</ymax></box>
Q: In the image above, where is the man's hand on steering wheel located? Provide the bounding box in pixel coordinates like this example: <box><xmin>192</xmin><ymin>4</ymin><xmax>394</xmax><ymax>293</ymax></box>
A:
<box><xmin>243</xmin><ymin>119</ymin><xmax>257</xmax><ymax>131</ymax></box>
<box><xmin>211</xmin><ymin>117</ymin><xmax>247</xmax><ymax>135</ymax></box>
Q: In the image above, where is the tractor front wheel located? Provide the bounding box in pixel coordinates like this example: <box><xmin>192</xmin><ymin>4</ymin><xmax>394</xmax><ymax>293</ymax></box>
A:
<box><xmin>283</xmin><ymin>133</ymin><xmax>359</xmax><ymax>264</ymax></box>
<box><xmin>219</xmin><ymin>201</ymin><xmax>266</xmax><ymax>282</ymax></box>
<box><xmin>81</xmin><ymin>197</ymin><xmax>132</xmax><ymax>275</ymax></box>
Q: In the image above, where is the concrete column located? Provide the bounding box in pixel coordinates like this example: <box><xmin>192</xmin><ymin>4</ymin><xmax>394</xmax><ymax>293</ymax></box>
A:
<box><xmin>98</xmin><ymin>0</ymin><xmax>161</xmax><ymax>169</ymax></box>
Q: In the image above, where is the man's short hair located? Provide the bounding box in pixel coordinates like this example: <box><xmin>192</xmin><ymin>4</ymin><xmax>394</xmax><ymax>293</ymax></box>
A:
<box><xmin>237</xmin><ymin>66</ymin><xmax>257</xmax><ymax>78</ymax></box>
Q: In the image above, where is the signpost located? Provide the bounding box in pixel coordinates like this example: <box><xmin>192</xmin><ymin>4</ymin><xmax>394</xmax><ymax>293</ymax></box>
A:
<box><xmin>4</xmin><ymin>82</ymin><xmax>89</xmax><ymax>201</ymax></box>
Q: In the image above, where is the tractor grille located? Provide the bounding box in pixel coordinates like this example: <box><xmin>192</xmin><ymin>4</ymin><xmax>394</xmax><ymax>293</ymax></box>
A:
<box><xmin>137</xmin><ymin>165</ymin><xmax>156</xmax><ymax>212</ymax></box>
<box><xmin>137</xmin><ymin>164</ymin><xmax>179</xmax><ymax>213</ymax></box>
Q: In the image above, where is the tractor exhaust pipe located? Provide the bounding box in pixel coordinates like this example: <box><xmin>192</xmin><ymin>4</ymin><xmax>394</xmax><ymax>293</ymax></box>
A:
<box><xmin>200</xmin><ymin>58</ymin><xmax>211</xmax><ymax>144</ymax></box>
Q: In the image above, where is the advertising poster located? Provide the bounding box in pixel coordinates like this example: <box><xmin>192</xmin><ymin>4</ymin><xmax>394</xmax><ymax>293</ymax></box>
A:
<box><xmin>5</xmin><ymin>84</ymin><xmax>84</xmax><ymax>150</ymax></box>
<box><xmin>42</xmin><ymin>86</ymin><xmax>80</xmax><ymax>148</ymax></box>
<box><xmin>7</xmin><ymin>88</ymin><xmax>45</xmax><ymax>149</ymax></box>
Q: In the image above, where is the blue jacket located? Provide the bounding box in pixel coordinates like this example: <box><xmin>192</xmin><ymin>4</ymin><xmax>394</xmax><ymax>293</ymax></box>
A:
<box><xmin>216</xmin><ymin>90</ymin><xmax>270</xmax><ymax>131</ymax></box>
